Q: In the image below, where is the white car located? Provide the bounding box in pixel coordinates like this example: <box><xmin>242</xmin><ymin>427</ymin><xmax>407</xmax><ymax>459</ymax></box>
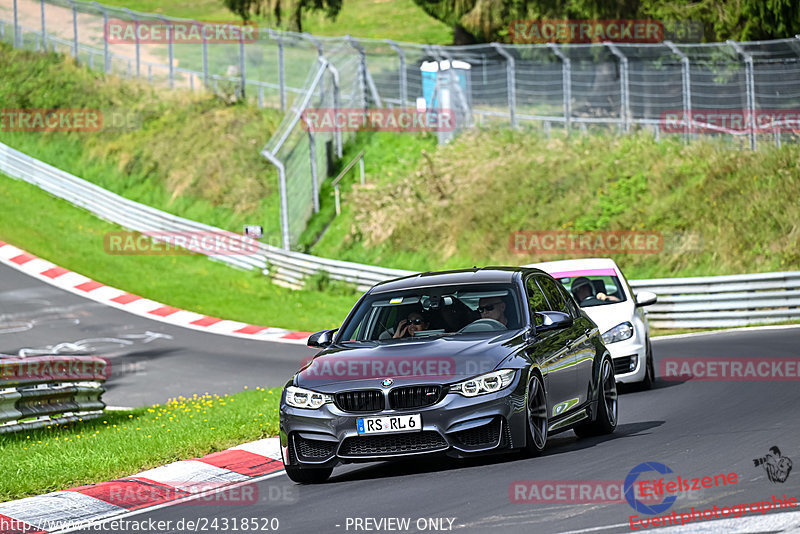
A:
<box><xmin>524</xmin><ymin>258</ymin><xmax>658</xmax><ymax>388</ymax></box>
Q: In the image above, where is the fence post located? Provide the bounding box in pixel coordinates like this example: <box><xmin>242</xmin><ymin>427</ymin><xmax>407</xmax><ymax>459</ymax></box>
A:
<box><xmin>68</xmin><ymin>0</ymin><xmax>78</xmax><ymax>59</ymax></box>
<box><xmin>347</xmin><ymin>36</ymin><xmax>368</xmax><ymax>110</ymax></box>
<box><xmin>12</xmin><ymin>0</ymin><xmax>18</xmax><ymax>48</ymax></box>
<box><xmin>359</xmin><ymin>156</ymin><xmax>365</xmax><ymax>185</ymax></box>
<box><xmin>123</xmin><ymin>9</ymin><xmax>139</xmax><ymax>78</ymax></box>
<box><xmin>327</xmin><ymin>63</ymin><xmax>342</xmax><ymax>158</ymax></box>
<box><xmin>238</xmin><ymin>23</ymin><xmax>246</xmax><ymax>100</ymax></box>
<box><xmin>605</xmin><ymin>42</ymin><xmax>630</xmax><ymax>133</ymax></box>
<box><xmin>93</xmin><ymin>2</ymin><xmax>110</xmax><ymax>73</ymax></box>
<box><xmin>728</xmin><ymin>40</ymin><xmax>756</xmax><ymax>150</ymax></box>
<box><xmin>197</xmin><ymin>21</ymin><xmax>208</xmax><ymax>88</ymax></box>
<box><xmin>261</xmin><ymin>149</ymin><xmax>291</xmax><ymax>250</ymax></box>
<box><xmin>664</xmin><ymin>41</ymin><xmax>691</xmax><ymax>143</ymax></box>
<box><xmin>547</xmin><ymin>43</ymin><xmax>571</xmax><ymax>133</ymax></box>
<box><xmin>386</xmin><ymin>39</ymin><xmax>407</xmax><ymax>105</ymax></box>
<box><xmin>491</xmin><ymin>44</ymin><xmax>516</xmax><ymax>128</ymax></box>
<box><xmin>40</xmin><ymin>0</ymin><xmax>46</xmax><ymax>51</ymax></box>
<box><xmin>270</xmin><ymin>30</ymin><xmax>286</xmax><ymax>111</ymax></box>
<box><xmin>304</xmin><ymin>116</ymin><xmax>320</xmax><ymax>214</ymax></box>
<box><xmin>159</xmin><ymin>15</ymin><xmax>174</xmax><ymax>89</ymax></box>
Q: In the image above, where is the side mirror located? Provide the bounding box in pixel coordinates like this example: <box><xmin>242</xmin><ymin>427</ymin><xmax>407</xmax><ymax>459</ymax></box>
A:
<box><xmin>534</xmin><ymin>311</ymin><xmax>573</xmax><ymax>331</ymax></box>
<box><xmin>635</xmin><ymin>290</ymin><xmax>657</xmax><ymax>307</ymax></box>
<box><xmin>307</xmin><ymin>328</ymin><xmax>338</xmax><ymax>348</ymax></box>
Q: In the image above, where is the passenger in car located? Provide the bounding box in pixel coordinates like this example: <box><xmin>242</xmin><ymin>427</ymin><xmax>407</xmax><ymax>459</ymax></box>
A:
<box><xmin>393</xmin><ymin>311</ymin><xmax>431</xmax><ymax>338</ymax></box>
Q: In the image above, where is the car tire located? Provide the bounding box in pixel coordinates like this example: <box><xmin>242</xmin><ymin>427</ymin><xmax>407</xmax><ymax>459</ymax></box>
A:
<box><xmin>574</xmin><ymin>357</ymin><xmax>618</xmax><ymax>438</ymax></box>
<box><xmin>525</xmin><ymin>372</ymin><xmax>548</xmax><ymax>456</ymax></box>
<box><xmin>284</xmin><ymin>465</ymin><xmax>333</xmax><ymax>484</ymax></box>
<box><xmin>640</xmin><ymin>339</ymin><xmax>655</xmax><ymax>390</ymax></box>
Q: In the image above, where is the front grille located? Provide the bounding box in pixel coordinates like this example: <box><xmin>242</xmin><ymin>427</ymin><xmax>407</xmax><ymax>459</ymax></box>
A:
<box><xmin>294</xmin><ymin>435</ymin><xmax>337</xmax><ymax>460</ymax></box>
<box><xmin>389</xmin><ymin>386</ymin><xmax>443</xmax><ymax>410</ymax></box>
<box><xmin>614</xmin><ymin>356</ymin><xmax>633</xmax><ymax>375</ymax></box>
<box><xmin>334</xmin><ymin>390</ymin><xmax>385</xmax><ymax>412</ymax></box>
<box><xmin>339</xmin><ymin>431</ymin><xmax>447</xmax><ymax>457</ymax></box>
<box><xmin>450</xmin><ymin>418</ymin><xmax>502</xmax><ymax>449</ymax></box>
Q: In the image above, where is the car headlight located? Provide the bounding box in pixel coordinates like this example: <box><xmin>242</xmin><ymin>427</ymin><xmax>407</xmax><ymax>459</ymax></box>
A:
<box><xmin>602</xmin><ymin>322</ymin><xmax>634</xmax><ymax>344</ymax></box>
<box><xmin>284</xmin><ymin>386</ymin><xmax>333</xmax><ymax>409</ymax></box>
<box><xmin>450</xmin><ymin>369</ymin><xmax>516</xmax><ymax>397</ymax></box>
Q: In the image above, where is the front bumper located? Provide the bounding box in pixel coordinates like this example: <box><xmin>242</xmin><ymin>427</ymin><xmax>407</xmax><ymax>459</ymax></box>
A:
<box><xmin>279</xmin><ymin>384</ymin><xmax>527</xmax><ymax>468</ymax></box>
<box><xmin>607</xmin><ymin>335</ymin><xmax>647</xmax><ymax>384</ymax></box>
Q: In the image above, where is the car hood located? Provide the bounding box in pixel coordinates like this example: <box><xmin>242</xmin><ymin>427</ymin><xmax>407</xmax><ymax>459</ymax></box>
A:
<box><xmin>580</xmin><ymin>300</ymin><xmax>635</xmax><ymax>334</ymax></box>
<box><xmin>295</xmin><ymin>331</ymin><xmax>524</xmax><ymax>391</ymax></box>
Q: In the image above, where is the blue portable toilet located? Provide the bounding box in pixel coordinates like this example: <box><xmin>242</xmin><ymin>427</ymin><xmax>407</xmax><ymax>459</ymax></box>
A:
<box><xmin>420</xmin><ymin>60</ymin><xmax>472</xmax><ymax>111</ymax></box>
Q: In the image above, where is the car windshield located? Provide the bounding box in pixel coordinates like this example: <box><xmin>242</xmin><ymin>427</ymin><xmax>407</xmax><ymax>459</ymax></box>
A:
<box><xmin>338</xmin><ymin>283</ymin><xmax>523</xmax><ymax>342</ymax></box>
<box><xmin>555</xmin><ymin>274</ymin><xmax>628</xmax><ymax>308</ymax></box>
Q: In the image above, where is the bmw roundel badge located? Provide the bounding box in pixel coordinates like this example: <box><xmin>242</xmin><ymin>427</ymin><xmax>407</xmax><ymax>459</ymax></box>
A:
<box><xmin>381</xmin><ymin>378</ymin><xmax>393</xmax><ymax>387</ymax></box>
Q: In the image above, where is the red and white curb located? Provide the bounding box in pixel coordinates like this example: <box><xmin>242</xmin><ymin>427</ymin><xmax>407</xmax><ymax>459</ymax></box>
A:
<box><xmin>0</xmin><ymin>241</ymin><xmax>311</xmax><ymax>345</ymax></box>
<box><xmin>0</xmin><ymin>437</ymin><xmax>285</xmax><ymax>534</ymax></box>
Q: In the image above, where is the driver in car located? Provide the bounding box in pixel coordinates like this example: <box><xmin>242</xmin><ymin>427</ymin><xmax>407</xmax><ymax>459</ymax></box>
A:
<box><xmin>572</xmin><ymin>277</ymin><xmax>619</xmax><ymax>304</ymax></box>
<box><xmin>478</xmin><ymin>297</ymin><xmax>508</xmax><ymax>326</ymax></box>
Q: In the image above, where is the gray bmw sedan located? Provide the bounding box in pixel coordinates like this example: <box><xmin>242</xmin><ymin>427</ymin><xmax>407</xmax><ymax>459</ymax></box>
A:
<box><xmin>279</xmin><ymin>267</ymin><xmax>618</xmax><ymax>483</ymax></box>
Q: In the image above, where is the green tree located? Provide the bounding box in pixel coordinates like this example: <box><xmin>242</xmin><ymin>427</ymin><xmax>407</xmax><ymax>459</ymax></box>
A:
<box><xmin>412</xmin><ymin>0</ymin><xmax>800</xmax><ymax>43</ymax></box>
<box><xmin>222</xmin><ymin>0</ymin><xmax>342</xmax><ymax>31</ymax></box>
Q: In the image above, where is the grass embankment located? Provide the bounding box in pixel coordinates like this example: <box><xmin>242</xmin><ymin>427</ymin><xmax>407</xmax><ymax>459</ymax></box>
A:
<box><xmin>0</xmin><ymin>172</ymin><xmax>358</xmax><ymax>331</ymax></box>
<box><xmin>96</xmin><ymin>0</ymin><xmax>452</xmax><ymax>43</ymax></box>
<box><xmin>0</xmin><ymin>44</ymin><xmax>284</xmax><ymax>240</ymax></box>
<box><xmin>0</xmin><ymin>388</ymin><xmax>281</xmax><ymax>501</ymax></box>
<box><xmin>307</xmin><ymin>129</ymin><xmax>800</xmax><ymax>280</ymax></box>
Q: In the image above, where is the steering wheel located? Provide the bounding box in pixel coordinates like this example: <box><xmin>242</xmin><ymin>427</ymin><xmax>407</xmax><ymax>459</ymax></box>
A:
<box><xmin>458</xmin><ymin>318</ymin><xmax>506</xmax><ymax>333</ymax></box>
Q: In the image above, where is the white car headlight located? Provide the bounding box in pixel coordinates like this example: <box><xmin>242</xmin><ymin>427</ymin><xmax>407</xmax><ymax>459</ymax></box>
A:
<box><xmin>450</xmin><ymin>369</ymin><xmax>516</xmax><ymax>397</ymax></box>
<box><xmin>602</xmin><ymin>322</ymin><xmax>634</xmax><ymax>344</ymax></box>
<box><xmin>285</xmin><ymin>386</ymin><xmax>333</xmax><ymax>409</ymax></box>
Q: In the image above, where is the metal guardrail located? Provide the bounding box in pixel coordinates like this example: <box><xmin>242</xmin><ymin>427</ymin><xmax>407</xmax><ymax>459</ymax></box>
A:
<box><xmin>630</xmin><ymin>272</ymin><xmax>800</xmax><ymax>329</ymax></box>
<box><xmin>1</xmin><ymin>141</ymin><xmax>798</xmax><ymax>328</ymax></box>
<box><xmin>0</xmin><ymin>355</ymin><xmax>107</xmax><ymax>433</ymax></box>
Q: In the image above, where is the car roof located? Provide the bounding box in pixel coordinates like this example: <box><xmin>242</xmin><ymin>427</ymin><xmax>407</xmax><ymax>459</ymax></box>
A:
<box><xmin>370</xmin><ymin>267</ymin><xmax>544</xmax><ymax>294</ymax></box>
<box><xmin>523</xmin><ymin>258</ymin><xmax>620</xmax><ymax>278</ymax></box>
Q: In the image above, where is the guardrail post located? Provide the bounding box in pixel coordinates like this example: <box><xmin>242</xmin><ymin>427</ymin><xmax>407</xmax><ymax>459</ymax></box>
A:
<box><xmin>40</xmin><ymin>0</ymin><xmax>46</xmax><ymax>51</ymax></box>
<box><xmin>12</xmin><ymin>0</ymin><xmax>18</xmax><ymax>48</ymax></box>
<box><xmin>93</xmin><ymin>2</ymin><xmax>110</xmax><ymax>73</ymax></box>
<box><xmin>491</xmin><ymin>44</ymin><xmax>516</xmax><ymax>128</ymax></box>
<box><xmin>664</xmin><ymin>41</ymin><xmax>692</xmax><ymax>143</ymax></box>
<box><xmin>261</xmin><ymin>149</ymin><xmax>291</xmax><ymax>250</ymax></box>
<box><xmin>159</xmin><ymin>16</ymin><xmax>174</xmax><ymax>89</ymax></box>
<box><xmin>386</xmin><ymin>39</ymin><xmax>407</xmax><ymax>105</ymax></box>
<box><xmin>728</xmin><ymin>40</ymin><xmax>756</xmax><ymax>150</ymax></box>
<box><xmin>238</xmin><ymin>23</ymin><xmax>246</xmax><ymax>99</ymax></box>
<box><xmin>359</xmin><ymin>156</ymin><xmax>365</xmax><ymax>185</ymax></box>
<box><xmin>547</xmin><ymin>43</ymin><xmax>571</xmax><ymax>134</ymax></box>
<box><xmin>605</xmin><ymin>42</ymin><xmax>630</xmax><ymax>133</ymax></box>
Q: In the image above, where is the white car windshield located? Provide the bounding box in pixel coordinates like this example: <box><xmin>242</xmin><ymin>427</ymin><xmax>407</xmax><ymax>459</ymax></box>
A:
<box><xmin>556</xmin><ymin>275</ymin><xmax>628</xmax><ymax>308</ymax></box>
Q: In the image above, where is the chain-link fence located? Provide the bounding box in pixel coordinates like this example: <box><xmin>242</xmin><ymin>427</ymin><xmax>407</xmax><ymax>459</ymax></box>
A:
<box><xmin>2</xmin><ymin>0</ymin><xmax>800</xmax><ymax>249</ymax></box>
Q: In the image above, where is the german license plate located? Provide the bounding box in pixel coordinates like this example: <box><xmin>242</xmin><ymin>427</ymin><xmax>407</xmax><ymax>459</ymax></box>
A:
<box><xmin>356</xmin><ymin>414</ymin><xmax>421</xmax><ymax>435</ymax></box>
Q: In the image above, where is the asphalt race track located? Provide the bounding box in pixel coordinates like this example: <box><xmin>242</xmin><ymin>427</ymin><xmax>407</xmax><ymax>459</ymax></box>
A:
<box><xmin>3</xmin><ymin>262</ymin><xmax>800</xmax><ymax>533</ymax></box>
<box><xmin>0</xmin><ymin>263</ymin><xmax>316</xmax><ymax>406</ymax></box>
